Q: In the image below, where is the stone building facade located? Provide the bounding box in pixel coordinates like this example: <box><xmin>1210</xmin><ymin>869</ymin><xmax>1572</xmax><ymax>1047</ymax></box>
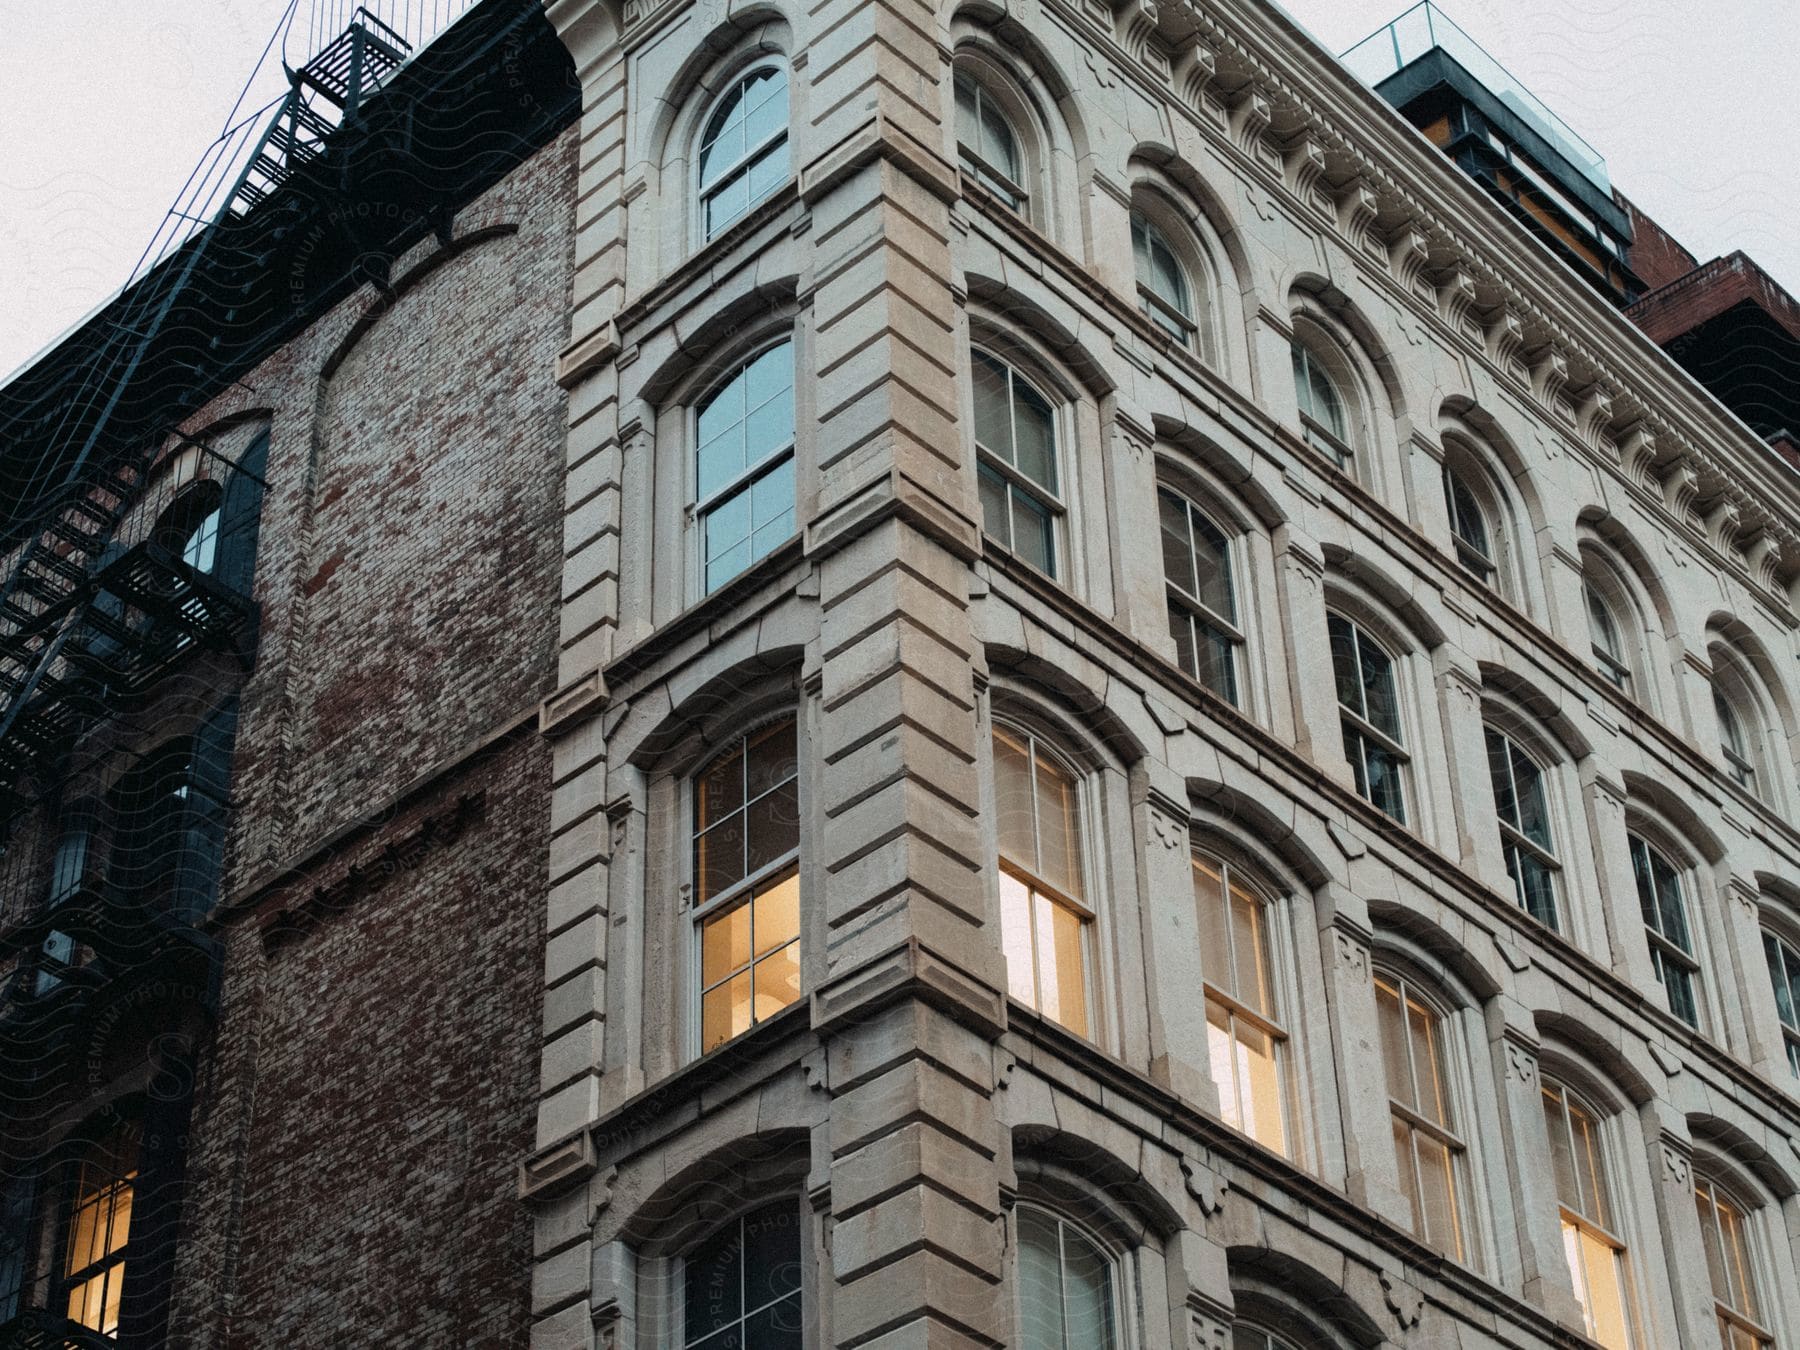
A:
<box><xmin>0</xmin><ymin>0</ymin><xmax>1797</xmax><ymax>1346</ymax></box>
<box><xmin>519</xmin><ymin>0</ymin><xmax>1800</xmax><ymax>1347</ymax></box>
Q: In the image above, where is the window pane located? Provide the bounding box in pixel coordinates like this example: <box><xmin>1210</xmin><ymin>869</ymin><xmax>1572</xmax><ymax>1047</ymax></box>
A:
<box><xmin>1016</xmin><ymin>1209</ymin><xmax>1065</xmax><ymax>1348</ymax></box>
<box><xmin>1511</xmin><ymin>848</ymin><xmax>1559</xmax><ymax>930</ymax></box>
<box><xmin>972</xmin><ymin>351</ymin><xmax>1012</xmax><ymax>458</ymax></box>
<box><xmin>1159</xmin><ymin>490</ymin><xmax>1196</xmax><ymax>596</ymax></box>
<box><xmin>1375</xmin><ymin>978</ymin><xmax>1413</xmax><ymax>1109</ymax></box>
<box><xmin>1364</xmin><ymin>743</ymin><xmax>1407</xmax><ymax>823</ymax></box>
<box><xmin>1447</xmin><ymin>470</ymin><xmax>1490</xmax><ymax>559</ymax></box>
<box><xmin>993</xmin><ymin>728</ymin><xmax>1036</xmax><ymax>870</ymax></box>
<box><xmin>685</xmin><ymin>1221</ymin><xmax>745</xmax><ymax>1339</ymax></box>
<box><xmin>1011</xmin><ymin>380</ymin><xmax>1056</xmax><ymax>492</ymax></box>
<box><xmin>1414</xmin><ymin>1131</ymin><xmax>1462</xmax><ymax>1257</ymax></box>
<box><xmin>999</xmin><ymin>870</ymin><xmax>1036</xmax><ymax>1007</ymax></box>
<box><xmin>1033</xmin><ymin>751</ymin><xmax>1081</xmax><ymax>901</ymax></box>
<box><xmin>1766</xmin><ymin>933</ymin><xmax>1799</xmax><ymax>1030</ymax></box>
<box><xmin>1544</xmin><ymin>1088</ymin><xmax>1578</xmax><ymax>1210</ymax></box>
<box><xmin>754</xmin><ymin>874</ymin><xmax>801</xmax><ymax>957</ymax></box>
<box><xmin>742</xmin><ymin>1203</ymin><xmax>802</xmax><ymax>1310</ymax></box>
<box><xmin>1207</xmin><ymin>997</ymin><xmax>1238</xmax><ymax>1124</ymax></box>
<box><xmin>1664</xmin><ymin>960</ymin><xmax>1699</xmax><ymax>1028</ymax></box>
<box><xmin>979</xmin><ymin>464</ymin><xmax>1010</xmax><ymax>548</ymax></box>
<box><xmin>744</xmin><ymin>779</ymin><xmax>800</xmax><ymax>874</ymax></box>
<box><xmin>1060</xmin><ymin>1225</ymin><xmax>1117</xmax><ymax>1349</ymax></box>
<box><xmin>1189</xmin><ymin>512</ymin><xmax>1233</xmax><ymax>621</ymax></box>
<box><xmin>1328</xmin><ymin>613</ymin><xmax>1362</xmax><ymax>714</ymax></box>
<box><xmin>1357</xmin><ymin>634</ymin><xmax>1401</xmax><ymax>741</ymax></box>
<box><xmin>742</xmin><ymin>69</ymin><xmax>788</xmax><ymax>152</ymax></box>
<box><xmin>701</xmin><ymin>971</ymin><xmax>754</xmax><ymax>1052</ymax></box>
<box><xmin>1392</xmin><ymin>1116</ymin><xmax>1420</xmax><ymax>1230</ymax></box>
<box><xmin>1194</xmin><ymin>856</ymin><xmax>1232</xmax><ymax>994</ymax></box>
<box><xmin>697</xmin><ymin>815</ymin><xmax>748</xmax><ymax>904</ymax></box>
<box><xmin>745</xmin><ymin>722</ymin><xmax>797</xmax><ymax>799</ymax></box>
<box><xmin>752</xmin><ymin>940</ymin><xmax>801</xmax><ymax>1024</ymax></box>
<box><xmin>1010</xmin><ymin>486</ymin><xmax>1055</xmax><ymax>576</ymax></box>
<box><xmin>1230</xmin><ymin>882</ymin><xmax>1272</xmax><ymax>1018</ymax></box>
<box><xmin>1408</xmin><ymin>996</ymin><xmax>1450</xmax><ymax>1128</ymax></box>
<box><xmin>1234</xmin><ymin>1018</ymin><xmax>1286</xmax><ymax>1156</ymax></box>
<box><xmin>1192</xmin><ymin>619</ymin><xmax>1237</xmax><ymax>705</ymax></box>
<box><xmin>1037</xmin><ymin>894</ymin><xmax>1089</xmax><ymax>1036</ymax></box>
<box><xmin>694</xmin><ymin>737</ymin><xmax>744</xmax><ymax>828</ymax></box>
<box><xmin>1168</xmin><ymin>600</ymin><xmax>1198</xmax><ymax>681</ymax></box>
<box><xmin>749</xmin><ymin>459</ymin><xmax>795</xmax><ymax>560</ymax></box>
<box><xmin>702</xmin><ymin>902</ymin><xmax>754</xmax><ymax>987</ymax></box>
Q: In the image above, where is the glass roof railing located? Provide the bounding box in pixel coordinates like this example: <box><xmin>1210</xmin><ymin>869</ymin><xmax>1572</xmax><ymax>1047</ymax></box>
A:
<box><xmin>1339</xmin><ymin>2</ymin><xmax>1610</xmax><ymax>196</ymax></box>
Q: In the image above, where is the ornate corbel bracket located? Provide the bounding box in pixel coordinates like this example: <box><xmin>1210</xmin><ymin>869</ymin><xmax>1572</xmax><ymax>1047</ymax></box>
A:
<box><xmin>1486</xmin><ymin>307</ymin><xmax>1529</xmax><ymax>385</ymax></box>
<box><xmin>1436</xmin><ymin>264</ymin><xmax>1483</xmax><ymax>345</ymax></box>
<box><xmin>1282</xmin><ymin>130</ymin><xmax>1333</xmax><ymax>219</ymax></box>
<box><xmin>1387</xmin><ymin>224</ymin><xmax>1433</xmax><ymax>301</ymax></box>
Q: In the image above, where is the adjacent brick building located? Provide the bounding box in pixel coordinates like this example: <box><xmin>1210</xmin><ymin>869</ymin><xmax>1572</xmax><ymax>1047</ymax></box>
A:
<box><xmin>3</xmin><ymin>0</ymin><xmax>1799</xmax><ymax>1348</ymax></box>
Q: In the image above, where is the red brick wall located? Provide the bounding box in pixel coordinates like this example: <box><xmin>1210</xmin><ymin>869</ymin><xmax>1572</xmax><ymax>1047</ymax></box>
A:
<box><xmin>148</xmin><ymin>122</ymin><xmax>577</xmax><ymax>1348</ymax></box>
<box><xmin>1621</xmin><ymin>194</ymin><xmax>1698</xmax><ymax>294</ymax></box>
<box><xmin>172</xmin><ymin>732</ymin><xmax>548</xmax><ymax>1348</ymax></box>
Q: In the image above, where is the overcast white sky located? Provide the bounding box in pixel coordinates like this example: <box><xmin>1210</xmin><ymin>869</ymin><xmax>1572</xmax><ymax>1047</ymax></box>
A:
<box><xmin>1</xmin><ymin>0</ymin><xmax>1796</xmax><ymax>381</ymax></box>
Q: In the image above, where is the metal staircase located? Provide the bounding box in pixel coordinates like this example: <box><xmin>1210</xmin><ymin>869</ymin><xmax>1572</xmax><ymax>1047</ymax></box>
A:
<box><xmin>0</xmin><ymin>11</ymin><xmax>409</xmax><ymax>824</ymax></box>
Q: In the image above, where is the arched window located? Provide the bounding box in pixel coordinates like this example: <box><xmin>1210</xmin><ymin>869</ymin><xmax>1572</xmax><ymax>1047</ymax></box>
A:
<box><xmin>1762</xmin><ymin>926</ymin><xmax>1800</xmax><ymax>1080</ymax></box>
<box><xmin>1193</xmin><ymin>852</ymin><xmax>1292</xmax><ymax>1158</ymax></box>
<box><xmin>152</xmin><ymin>480</ymin><xmax>224</xmax><ymax>575</ymax></box>
<box><xmin>1158</xmin><ymin>487</ymin><xmax>1240</xmax><ymax>704</ymax></box>
<box><xmin>1443</xmin><ymin>464</ymin><xmax>1496</xmax><ymax>583</ymax></box>
<box><xmin>694</xmin><ymin>340</ymin><xmax>796</xmax><ymax>593</ymax></box>
<box><xmin>973</xmin><ymin>349</ymin><xmax>1062</xmax><ymax>578</ymax></box>
<box><xmin>993</xmin><ymin>724</ymin><xmax>1092</xmax><ymax>1037</ymax></box>
<box><xmin>693</xmin><ymin>717</ymin><xmax>801</xmax><ymax>1053</ymax></box>
<box><xmin>1628</xmin><ymin>833</ymin><xmax>1701</xmax><ymax>1028</ymax></box>
<box><xmin>58</xmin><ymin>1113</ymin><xmax>140</xmax><ymax>1337</ymax></box>
<box><xmin>954</xmin><ymin>71</ymin><xmax>1027</xmax><ymax>212</ymax></box>
<box><xmin>696</xmin><ymin>65</ymin><xmax>790</xmax><ymax>240</ymax></box>
<box><xmin>1714</xmin><ymin>686</ymin><xmax>1759</xmax><ymax>794</ymax></box>
<box><xmin>1328</xmin><ymin>613</ymin><xmax>1408</xmax><ymax>823</ymax></box>
<box><xmin>680</xmin><ymin>1200</ymin><xmax>804</xmax><ymax>1347</ymax></box>
<box><xmin>1582</xmin><ymin>561</ymin><xmax>1639</xmax><ymax>695</ymax></box>
<box><xmin>1375</xmin><ymin>971</ymin><xmax>1472</xmax><ymax>1261</ymax></box>
<box><xmin>1291</xmin><ymin>340</ymin><xmax>1350</xmax><ymax>469</ymax></box>
<box><xmin>1484</xmin><ymin>727</ymin><xmax>1560</xmax><ymax>930</ymax></box>
<box><xmin>1016</xmin><ymin>1204</ymin><xmax>1117</xmax><ymax>1349</ymax></box>
<box><xmin>1541</xmin><ymin>1079</ymin><xmax>1635</xmax><ymax>1349</ymax></box>
<box><xmin>1130</xmin><ymin>210</ymin><xmax>1195</xmax><ymax>349</ymax></box>
<box><xmin>1694</xmin><ymin>1175</ymin><xmax>1775</xmax><ymax>1350</ymax></box>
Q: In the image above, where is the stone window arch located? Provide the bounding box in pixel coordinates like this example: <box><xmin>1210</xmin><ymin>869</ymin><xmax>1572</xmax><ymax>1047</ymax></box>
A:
<box><xmin>1129</xmin><ymin>185</ymin><xmax>1222</xmax><ymax>364</ymax></box>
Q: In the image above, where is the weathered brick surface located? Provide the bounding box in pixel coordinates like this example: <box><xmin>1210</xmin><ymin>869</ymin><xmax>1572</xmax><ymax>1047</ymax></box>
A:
<box><xmin>172</xmin><ymin>733</ymin><xmax>548</xmax><ymax>1348</ymax></box>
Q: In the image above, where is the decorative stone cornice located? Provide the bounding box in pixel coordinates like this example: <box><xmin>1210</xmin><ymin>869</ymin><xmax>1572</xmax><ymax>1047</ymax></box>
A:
<box><xmin>1485</xmin><ymin>307</ymin><xmax>1528</xmax><ymax>385</ymax></box>
<box><xmin>1282</xmin><ymin>130</ymin><xmax>1333</xmax><ymax>219</ymax></box>
<box><xmin>1387</xmin><ymin>224</ymin><xmax>1433</xmax><ymax>302</ymax></box>
<box><xmin>1436</xmin><ymin>263</ymin><xmax>1483</xmax><ymax>345</ymax></box>
<box><xmin>1135</xmin><ymin>0</ymin><xmax>1800</xmax><ymax>578</ymax></box>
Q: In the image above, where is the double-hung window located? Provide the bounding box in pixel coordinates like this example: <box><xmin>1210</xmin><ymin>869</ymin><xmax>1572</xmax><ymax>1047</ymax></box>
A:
<box><xmin>1376</xmin><ymin>972</ymin><xmax>1472</xmax><ymax>1261</ymax></box>
<box><xmin>1485</xmin><ymin>728</ymin><xmax>1560</xmax><ymax>929</ymax></box>
<box><xmin>695</xmin><ymin>341</ymin><xmax>796</xmax><ymax>593</ymax></box>
<box><xmin>59</xmin><ymin>1117</ymin><xmax>140</xmax><ymax>1337</ymax></box>
<box><xmin>1694</xmin><ymin>1178</ymin><xmax>1774</xmax><ymax>1350</ymax></box>
<box><xmin>1194</xmin><ymin>852</ymin><xmax>1291</xmax><ymax>1158</ymax></box>
<box><xmin>1443</xmin><ymin>466</ymin><xmax>1496</xmax><ymax>583</ymax></box>
<box><xmin>994</xmin><ymin>726</ymin><xmax>1092</xmax><ymax>1037</ymax></box>
<box><xmin>1715</xmin><ymin>688</ymin><xmax>1758</xmax><ymax>795</ymax></box>
<box><xmin>1762</xmin><ymin>928</ymin><xmax>1800</xmax><ymax>1080</ymax></box>
<box><xmin>1629</xmin><ymin>834</ymin><xmax>1701</xmax><ymax>1028</ymax></box>
<box><xmin>1542</xmin><ymin>1081</ymin><xmax>1634</xmax><ymax>1349</ymax></box>
<box><xmin>1016</xmin><ymin>1205</ymin><xmax>1117</xmax><ymax>1350</ymax></box>
<box><xmin>1585</xmin><ymin>580</ymin><xmax>1633</xmax><ymax>692</ymax></box>
<box><xmin>1328</xmin><ymin>613</ymin><xmax>1408</xmax><ymax>823</ymax></box>
<box><xmin>1157</xmin><ymin>488</ymin><xmax>1239</xmax><ymax>704</ymax></box>
<box><xmin>954</xmin><ymin>75</ymin><xmax>1026</xmax><ymax>212</ymax></box>
<box><xmin>697</xmin><ymin>66</ymin><xmax>790</xmax><ymax>239</ymax></box>
<box><xmin>1130</xmin><ymin>212</ymin><xmax>1196</xmax><ymax>349</ymax></box>
<box><xmin>1291</xmin><ymin>342</ymin><xmax>1350</xmax><ymax>469</ymax></box>
<box><xmin>973</xmin><ymin>350</ymin><xmax>1061</xmax><ymax>578</ymax></box>
<box><xmin>681</xmin><ymin>1201</ymin><xmax>803</xmax><ymax>1347</ymax></box>
<box><xmin>694</xmin><ymin>719</ymin><xmax>801</xmax><ymax>1053</ymax></box>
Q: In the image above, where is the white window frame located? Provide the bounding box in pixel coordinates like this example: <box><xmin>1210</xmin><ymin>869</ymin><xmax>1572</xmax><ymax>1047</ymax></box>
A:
<box><xmin>1484</xmin><ymin>725</ymin><xmax>1562</xmax><ymax>931</ymax></box>
<box><xmin>1627</xmin><ymin>831</ymin><xmax>1705</xmax><ymax>1031</ymax></box>
<box><xmin>1157</xmin><ymin>485</ymin><xmax>1243</xmax><ymax>706</ymax></box>
<box><xmin>687</xmin><ymin>715</ymin><xmax>803</xmax><ymax>1059</ymax></box>
<box><xmin>1012</xmin><ymin>1201</ymin><xmax>1123</xmax><ymax>1350</ymax></box>
<box><xmin>1328</xmin><ymin>611</ymin><xmax>1411</xmax><ymax>825</ymax></box>
<box><xmin>687</xmin><ymin>337</ymin><xmax>799</xmax><ymax>599</ymax></box>
<box><xmin>1693</xmin><ymin>1173</ymin><xmax>1778</xmax><ymax>1350</ymax></box>
<box><xmin>1541</xmin><ymin>1077</ymin><xmax>1639</xmax><ymax>1349</ymax></box>
<box><xmin>972</xmin><ymin>346</ymin><xmax>1067</xmax><ymax>581</ymax></box>
<box><xmin>693</xmin><ymin>63</ymin><xmax>791</xmax><ymax>242</ymax></box>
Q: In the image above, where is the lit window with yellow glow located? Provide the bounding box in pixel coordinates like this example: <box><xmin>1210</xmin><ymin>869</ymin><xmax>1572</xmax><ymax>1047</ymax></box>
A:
<box><xmin>62</xmin><ymin>1119</ymin><xmax>139</xmax><ymax>1338</ymax></box>
<box><xmin>694</xmin><ymin>718</ymin><xmax>801</xmax><ymax>1053</ymax></box>
<box><xmin>1542</xmin><ymin>1081</ymin><xmax>1635</xmax><ymax>1349</ymax></box>
<box><xmin>1695</xmin><ymin>1176</ymin><xmax>1774</xmax><ymax>1350</ymax></box>
<box><xmin>993</xmin><ymin>725</ymin><xmax>1092</xmax><ymax>1038</ymax></box>
<box><xmin>1375</xmin><ymin>972</ymin><xmax>1473</xmax><ymax>1263</ymax></box>
<box><xmin>1193</xmin><ymin>852</ymin><xmax>1292</xmax><ymax>1160</ymax></box>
